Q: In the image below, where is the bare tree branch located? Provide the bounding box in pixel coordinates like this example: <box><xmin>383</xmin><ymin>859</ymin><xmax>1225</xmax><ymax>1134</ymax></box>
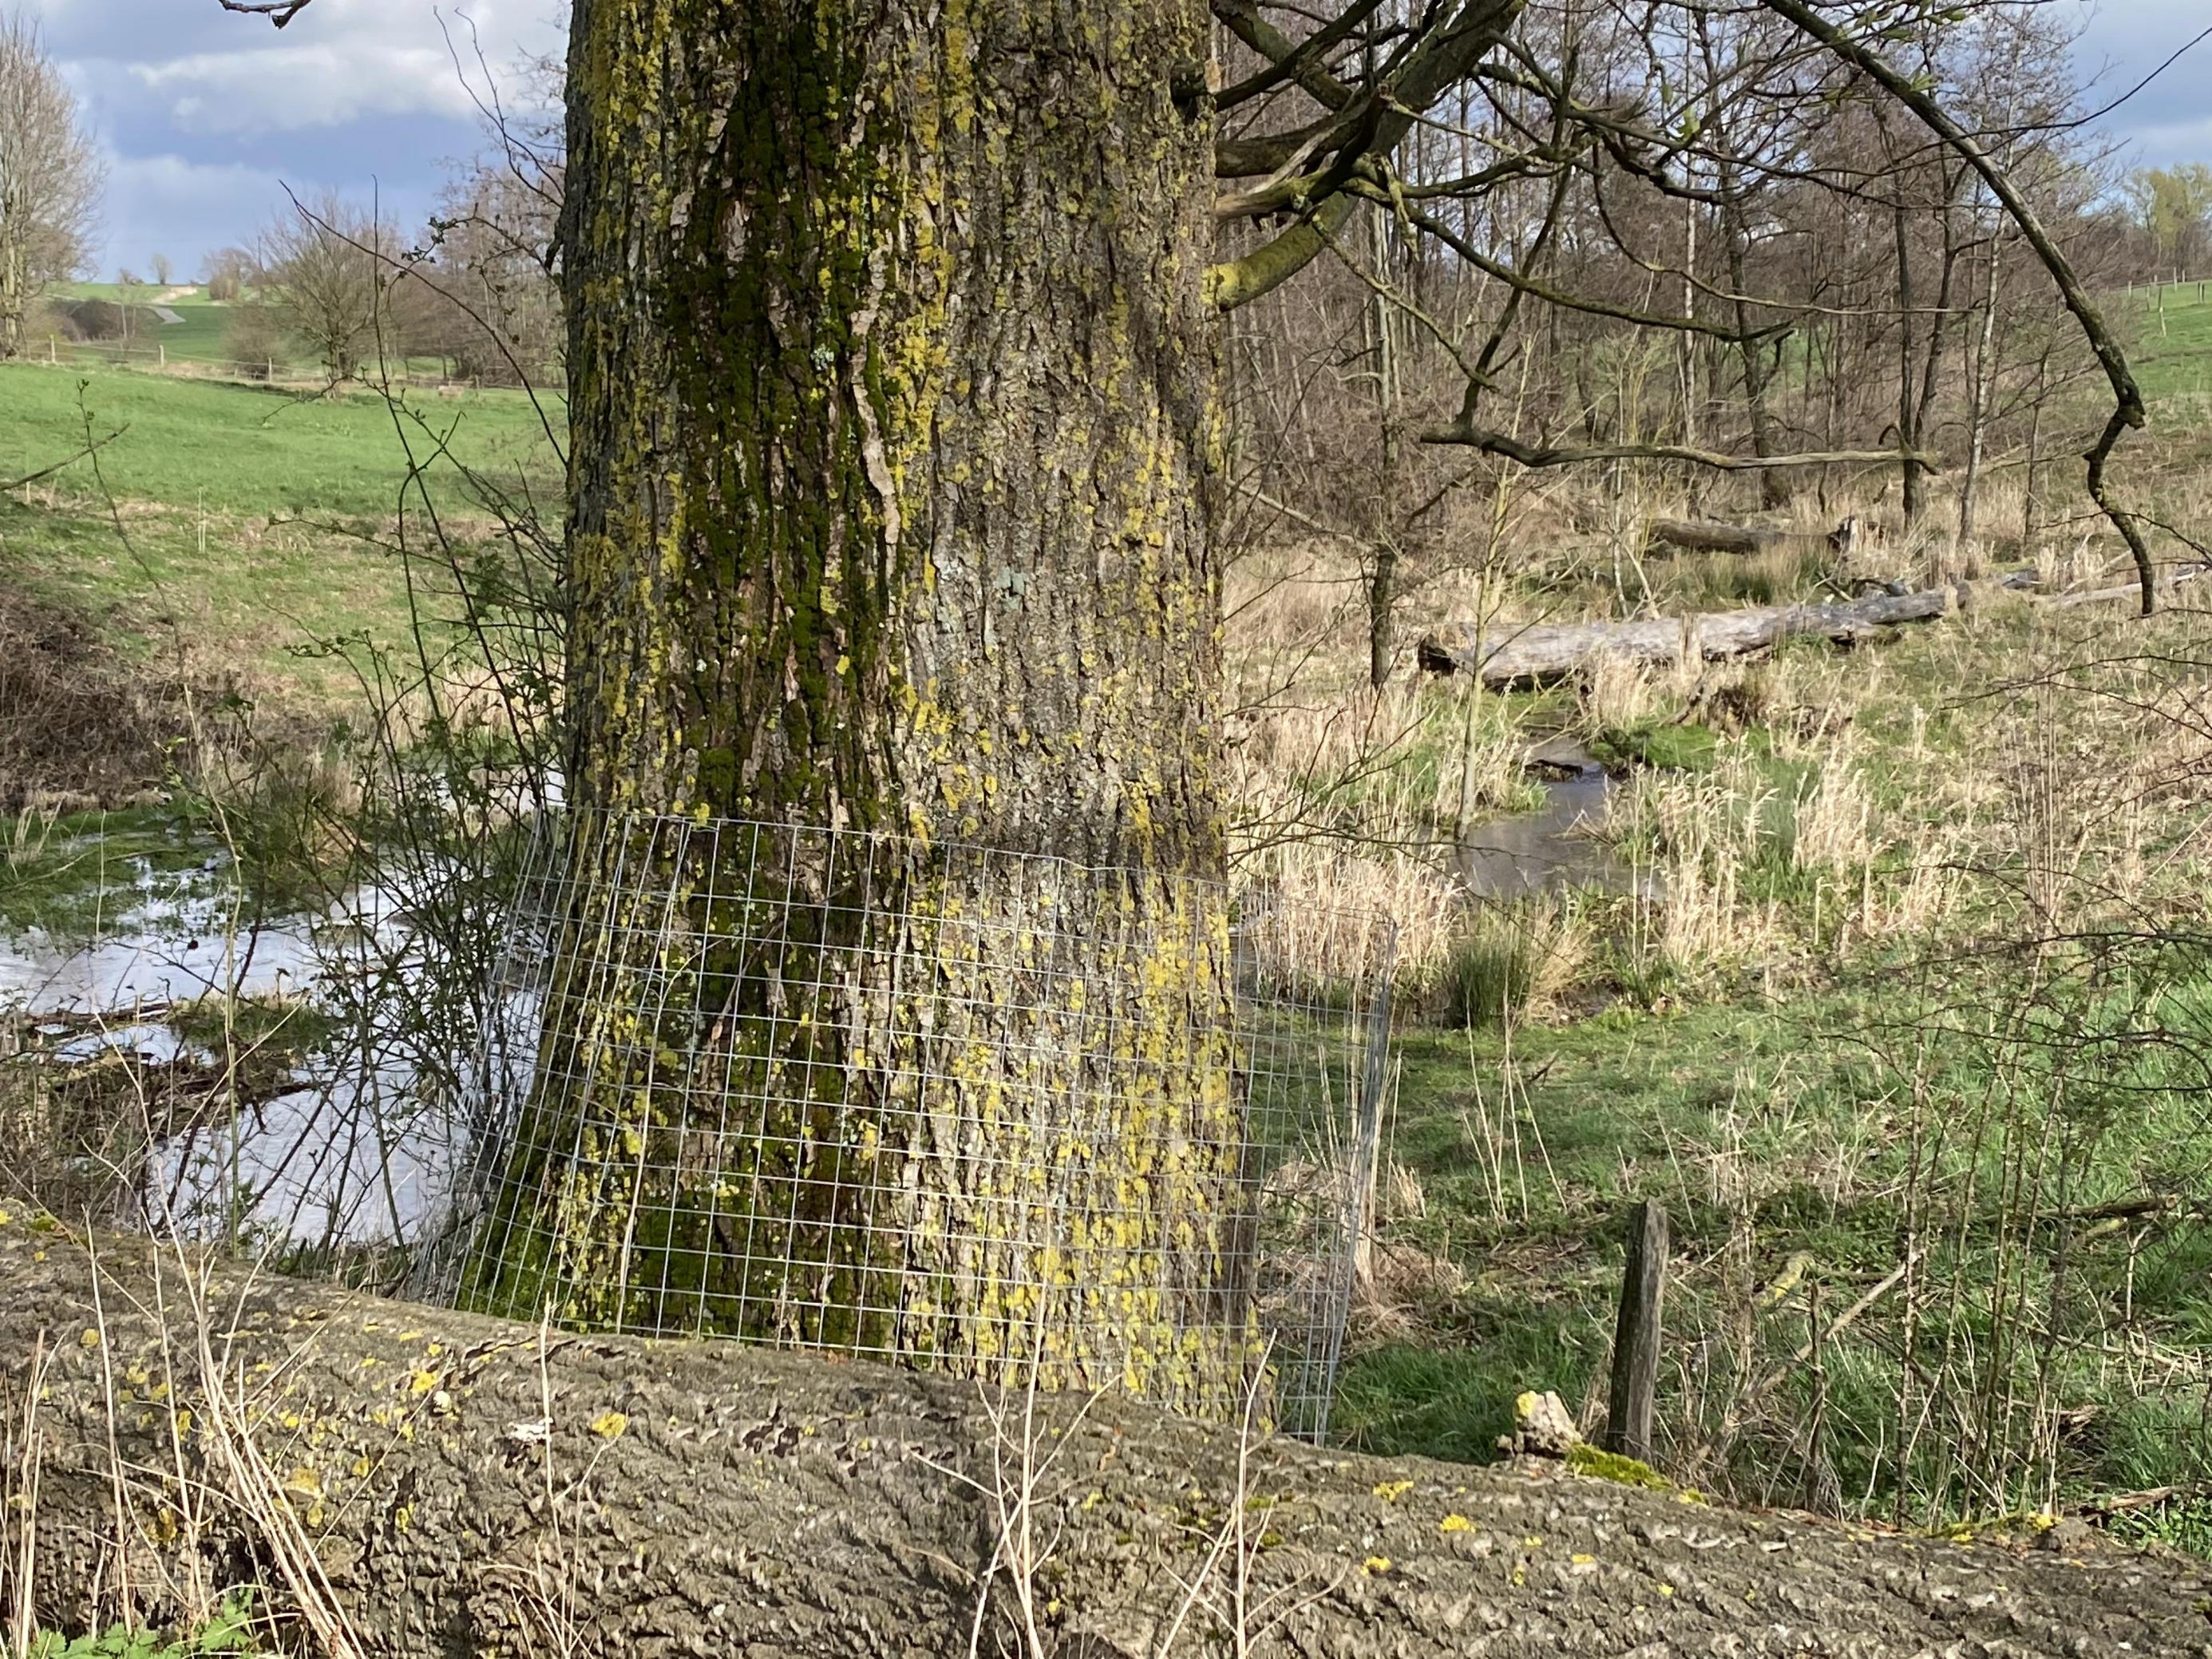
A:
<box><xmin>1757</xmin><ymin>0</ymin><xmax>2159</xmax><ymax>615</ymax></box>
<box><xmin>214</xmin><ymin>0</ymin><xmax>317</xmax><ymax>26</ymax></box>
<box><xmin>0</xmin><ymin>424</ymin><xmax>127</xmax><ymax>493</ymax></box>
<box><xmin>1205</xmin><ymin>0</ymin><xmax>1522</xmax><ymax>254</ymax></box>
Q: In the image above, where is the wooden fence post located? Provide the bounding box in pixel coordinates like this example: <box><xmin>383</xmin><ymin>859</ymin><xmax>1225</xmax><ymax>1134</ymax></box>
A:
<box><xmin>1605</xmin><ymin>1198</ymin><xmax>1668</xmax><ymax>1463</ymax></box>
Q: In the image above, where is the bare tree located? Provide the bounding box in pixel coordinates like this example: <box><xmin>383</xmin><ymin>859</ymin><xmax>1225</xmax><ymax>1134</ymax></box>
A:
<box><xmin>257</xmin><ymin>192</ymin><xmax>397</xmax><ymax>387</ymax></box>
<box><xmin>203</xmin><ymin>244</ymin><xmax>260</xmax><ymax>302</ymax></box>
<box><xmin>397</xmin><ymin>32</ymin><xmax>564</xmax><ymax>386</ymax></box>
<box><xmin>0</xmin><ymin>9</ymin><xmax>101</xmax><ymax>359</ymax></box>
<box><xmin>225</xmin><ymin>298</ymin><xmax>284</xmax><ymax>379</ymax></box>
<box><xmin>114</xmin><ymin>268</ymin><xmax>142</xmax><ymax>343</ymax></box>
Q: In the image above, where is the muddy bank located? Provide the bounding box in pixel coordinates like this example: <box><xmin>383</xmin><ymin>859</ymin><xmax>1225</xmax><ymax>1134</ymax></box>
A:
<box><xmin>0</xmin><ymin>584</ymin><xmax>184</xmax><ymax>811</ymax></box>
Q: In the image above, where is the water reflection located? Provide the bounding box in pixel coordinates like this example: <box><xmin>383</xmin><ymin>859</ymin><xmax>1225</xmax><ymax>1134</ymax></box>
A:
<box><xmin>1459</xmin><ymin>746</ymin><xmax>1645</xmax><ymax>897</ymax></box>
<box><xmin>2</xmin><ymin>838</ymin><xmax>467</xmax><ymax>1252</ymax></box>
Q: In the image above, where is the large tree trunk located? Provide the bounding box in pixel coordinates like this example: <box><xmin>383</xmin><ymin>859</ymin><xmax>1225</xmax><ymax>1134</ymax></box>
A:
<box><xmin>556</xmin><ymin>0</ymin><xmax>1220</xmax><ymax>850</ymax></box>
<box><xmin>12</xmin><ymin>1226</ymin><xmax>2210</xmax><ymax>1659</ymax></box>
<box><xmin>466</xmin><ymin>0</ymin><xmax>1254</xmax><ymax>1411</ymax></box>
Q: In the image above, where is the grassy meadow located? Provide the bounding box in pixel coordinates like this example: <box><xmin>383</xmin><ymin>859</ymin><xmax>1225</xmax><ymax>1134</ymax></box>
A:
<box><xmin>42</xmin><ymin>282</ymin><xmax>264</xmax><ymax>370</ymax></box>
<box><xmin>1225</xmin><ymin>347</ymin><xmax>2212</xmax><ymax>1534</ymax></box>
<box><xmin>0</xmin><ymin>360</ymin><xmax>563</xmax><ymax>718</ymax></box>
<box><xmin>2126</xmin><ymin>277</ymin><xmax>2212</xmax><ymax>403</ymax></box>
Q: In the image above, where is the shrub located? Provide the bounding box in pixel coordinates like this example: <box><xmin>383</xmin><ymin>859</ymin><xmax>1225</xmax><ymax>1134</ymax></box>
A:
<box><xmin>1438</xmin><ymin>897</ymin><xmax>1587</xmax><ymax>1028</ymax></box>
<box><xmin>225</xmin><ymin>303</ymin><xmax>287</xmax><ymax>379</ymax></box>
<box><xmin>1593</xmin><ymin>719</ymin><xmax>1719</xmax><ymax>773</ymax></box>
<box><xmin>58</xmin><ymin>297</ymin><xmax>125</xmax><ymax>340</ymax></box>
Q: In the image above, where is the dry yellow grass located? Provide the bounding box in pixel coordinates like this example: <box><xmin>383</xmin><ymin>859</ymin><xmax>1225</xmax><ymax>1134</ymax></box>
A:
<box><xmin>1225</xmin><ymin>449</ymin><xmax>2211</xmax><ymax>1016</ymax></box>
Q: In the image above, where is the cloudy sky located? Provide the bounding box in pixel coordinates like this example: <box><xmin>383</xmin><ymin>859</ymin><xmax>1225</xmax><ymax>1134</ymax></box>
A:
<box><xmin>25</xmin><ymin>0</ymin><xmax>564</xmax><ymax>279</ymax></box>
<box><xmin>22</xmin><ymin>0</ymin><xmax>2212</xmax><ymax>280</ymax></box>
<box><xmin>2074</xmin><ymin>0</ymin><xmax>2212</xmax><ymax>171</ymax></box>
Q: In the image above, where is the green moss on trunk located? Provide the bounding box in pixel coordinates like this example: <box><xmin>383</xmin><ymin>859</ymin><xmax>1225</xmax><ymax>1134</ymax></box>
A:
<box><xmin>478</xmin><ymin>0</ymin><xmax>1247</xmax><ymax>1411</ymax></box>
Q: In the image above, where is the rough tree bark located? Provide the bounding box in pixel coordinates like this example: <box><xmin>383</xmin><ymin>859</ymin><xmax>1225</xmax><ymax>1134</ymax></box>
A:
<box><xmin>12</xmin><ymin>1225</ymin><xmax>2210</xmax><ymax>1658</ymax></box>
<box><xmin>555</xmin><ymin>0</ymin><xmax>1221</xmax><ymax>849</ymax></box>
<box><xmin>471</xmin><ymin>0</ymin><xmax>1253</xmax><ymax>1408</ymax></box>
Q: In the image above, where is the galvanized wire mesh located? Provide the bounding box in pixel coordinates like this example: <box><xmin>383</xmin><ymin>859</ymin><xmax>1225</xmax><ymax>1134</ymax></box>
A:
<box><xmin>421</xmin><ymin>811</ymin><xmax>1395</xmax><ymax>1439</ymax></box>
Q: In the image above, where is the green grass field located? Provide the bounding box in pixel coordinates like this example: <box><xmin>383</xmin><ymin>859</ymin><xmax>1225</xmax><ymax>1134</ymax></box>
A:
<box><xmin>42</xmin><ymin>282</ymin><xmax>251</xmax><ymax>368</ymax></box>
<box><xmin>1339</xmin><ymin>968</ymin><xmax>2212</xmax><ymax>1500</ymax></box>
<box><xmin>0</xmin><ymin>361</ymin><xmax>563</xmax><ymax>706</ymax></box>
<box><xmin>2119</xmin><ymin>279</ymin><xmax>2212</xmax><ymax>402</ymax></box>
<box><xmin>37</xmin><ymin>283</ymin><xmax>474</xmax><ymax>381</ymax></box>
<box><xmin>0</xmin><ymin>361</ymin><xmax>561</xmax><ymax>517</ymax></box>
<box><xmin>50</xmin><ymin>282</ymin><xmax>212</xmax><ymax>302</ymax></box>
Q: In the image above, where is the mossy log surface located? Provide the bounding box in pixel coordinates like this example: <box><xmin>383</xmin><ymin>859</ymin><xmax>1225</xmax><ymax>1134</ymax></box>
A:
<box><xmin>10</xmin><ymin>1221</ymin><xmax>2210</xmax><ymax>1657</ymax></box>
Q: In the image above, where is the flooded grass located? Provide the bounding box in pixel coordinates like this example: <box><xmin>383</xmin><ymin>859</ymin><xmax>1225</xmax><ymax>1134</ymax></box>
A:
<box><xmin>0</xmin><ymin>806</ymin><xmax>228</xmax><ymax>936</ymax></box>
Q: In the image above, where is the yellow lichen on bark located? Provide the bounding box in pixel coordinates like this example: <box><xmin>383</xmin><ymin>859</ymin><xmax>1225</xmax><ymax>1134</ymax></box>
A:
<box><xmin>481</xmin><ymin>0</ymin><xmax>1252</xmax><ymax>1416</ymax></box>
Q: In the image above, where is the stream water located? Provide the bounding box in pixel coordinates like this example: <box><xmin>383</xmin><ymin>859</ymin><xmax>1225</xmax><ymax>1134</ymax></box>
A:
<box><xmin>1458</xmin><ymin>746</ymin><xmax>1640</xmax><ymax>898</ymax></box>
<box><xmin>2</xmin><ymin>841</ymin><xmax>468</xmax><ymax>1249</ymax></box>
<box><xmin>4</xmin><ymin>769</ymin><xmax>1638</xmax><ymax>1252</ymax></box>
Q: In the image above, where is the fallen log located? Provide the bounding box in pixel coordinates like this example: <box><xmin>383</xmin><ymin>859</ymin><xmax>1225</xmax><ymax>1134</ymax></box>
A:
<box><xmin>1641</xmin><ymin>517</ymin><xmax>1878</xmax><ymax>561</ymax></box>
<box><xmin>6</xmin><ymin>1221</ymin><xmax>2209</xmax><ymax>1657</ymax></box>
<box><xmin>2034</xmin><ymin>565</ymin><xmax>2206</xmax><ymax>609</ymax></box>
<box><xmin>1417</xmin><ymin>572</ymin><xmax>2037</xmax><ymax>687</ymax></box>
<box><xmin>1642</xmin><ymin>518</ymin><xmax>1791</xmax><ymax>556</ymax></box>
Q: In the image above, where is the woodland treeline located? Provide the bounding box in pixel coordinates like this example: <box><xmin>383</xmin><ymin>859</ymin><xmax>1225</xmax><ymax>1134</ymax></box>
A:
<box><xmin>1210</xmin><ymin>0</ymin><xmax>2190</xmax><ymax>683</ymax></box>
<box><xmin>304</xmin><ymin>0</ymin><xmax>2190</xmax><ymax>652</ymax></box>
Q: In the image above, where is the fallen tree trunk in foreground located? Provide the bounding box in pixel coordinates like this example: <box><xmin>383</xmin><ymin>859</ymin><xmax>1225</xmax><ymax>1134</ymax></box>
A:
<box><xmin>6</xmin><ymin>1221</ymin><xmax>2207</xmax><ymax>1658</ymax></box>
<box><xmin>1417</xmin><ymin>573</ymin><xmax>2037</xmax><ymax>687</ymax></box>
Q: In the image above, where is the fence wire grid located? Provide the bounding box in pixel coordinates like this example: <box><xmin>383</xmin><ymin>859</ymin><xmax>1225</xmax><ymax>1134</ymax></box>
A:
<box><xmin>424</xmin><ymin>810</ymin><xmax>1396</xmax><ymax>1439</ymax></box>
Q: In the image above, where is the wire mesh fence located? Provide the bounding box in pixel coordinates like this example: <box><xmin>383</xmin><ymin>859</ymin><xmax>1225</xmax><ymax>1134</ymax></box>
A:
<box><xmin>417</xmin><ymin>810</ymin><xmax>1397</xmax><ymax>1439</ymax></box>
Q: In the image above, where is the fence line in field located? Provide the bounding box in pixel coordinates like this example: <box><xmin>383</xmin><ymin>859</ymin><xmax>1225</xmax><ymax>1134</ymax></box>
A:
<box><xmin>17</xmin><ymin>336</ymin><xmax>560</xmax><ymax>395</ymax></box>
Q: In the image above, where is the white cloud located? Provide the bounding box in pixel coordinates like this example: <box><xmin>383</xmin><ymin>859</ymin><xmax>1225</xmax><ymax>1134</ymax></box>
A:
<box><xmin>65</xmin><ymin>0</ymin><xmax>564</xmax><ymax>134</ymax></box>
<box><xmin>129</xmin><ymin>43</ymin><xmax>481</xmax><ymax>133</ymax></box>
<box><xmin>93</xmin><ymin>152</ymin><xmax>287</xmax><ymax>279</ymax></box>
<box><xmin>26</xmin><ymin>0</ymin><xmax>563</xmax><ymax>272</ymax></box>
